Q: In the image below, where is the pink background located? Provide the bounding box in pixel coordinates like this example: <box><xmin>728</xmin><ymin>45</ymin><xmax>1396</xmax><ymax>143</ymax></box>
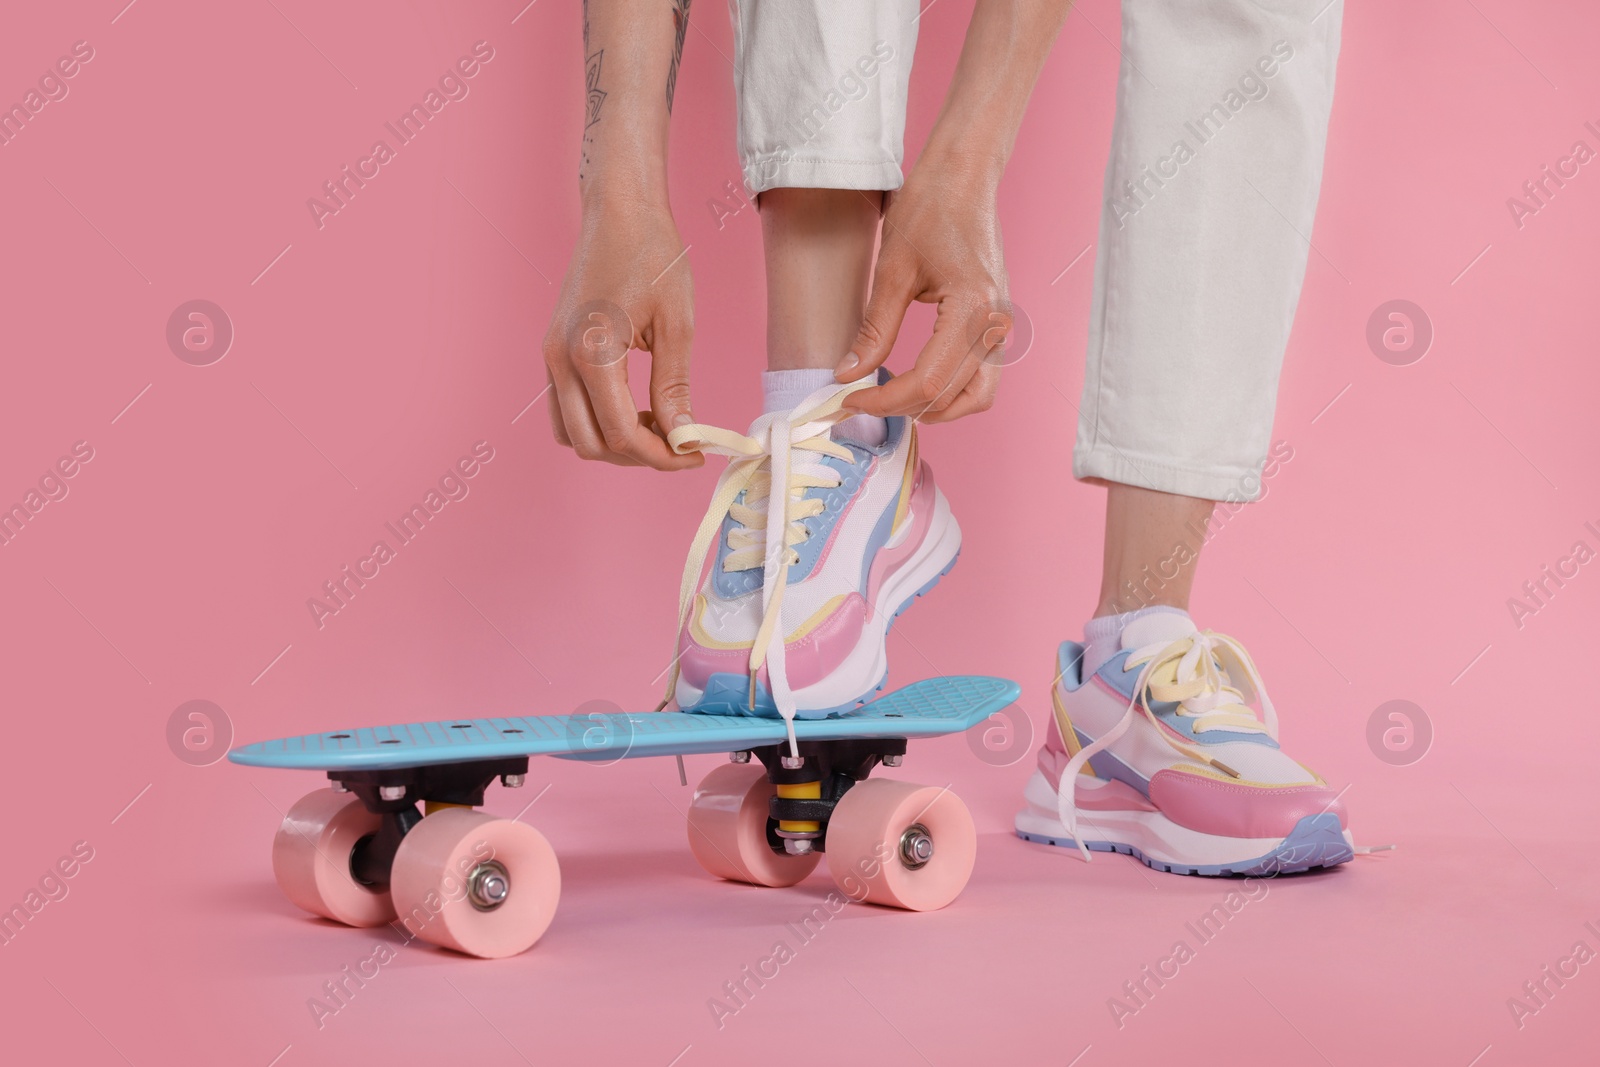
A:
<box><xmin>2</xmin><ymin>1</ymin><xmax>1597</xmax><ymax>1064</ymax></box>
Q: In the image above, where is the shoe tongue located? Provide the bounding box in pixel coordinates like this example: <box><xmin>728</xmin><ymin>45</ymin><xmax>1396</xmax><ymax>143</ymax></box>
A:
<box><xmin>1119</xmin><ymin>609</ymin><xmax>1197</xmax><ymax>651</ymax></box>
<box><xmin>832</xmin><ymin>413</ymin><xmax>888</xmax><ymax>449</ymax></box>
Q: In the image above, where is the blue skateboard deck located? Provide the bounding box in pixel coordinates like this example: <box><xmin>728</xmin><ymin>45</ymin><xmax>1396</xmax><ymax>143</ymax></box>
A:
<box><xmin>228</xmin><ymin>675</ymin><xmax>1020</xmax><ymax>772</ymax></box>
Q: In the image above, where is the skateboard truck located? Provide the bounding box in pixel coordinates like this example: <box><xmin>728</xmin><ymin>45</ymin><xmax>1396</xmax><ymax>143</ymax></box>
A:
<box><xmin>328</xmin><ymin>756</ymin><xmax>531</xmax><ymax>891</ymax></box>
<box><xmin>748</xmin><ymin>736</ymin><xmax>909</xmax><ymax>856</ymax></box>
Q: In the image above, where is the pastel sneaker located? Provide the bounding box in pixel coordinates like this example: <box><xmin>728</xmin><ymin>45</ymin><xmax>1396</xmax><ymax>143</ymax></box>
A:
<box><xmin>660</xmin><ymin>378</ymin><xmax>961</xmax><ymax>736</ymax></box>
<box><xmin>1014</xmin><ymin>611</ymin><xmax>1354</xmax><ymax>876</ymax></box>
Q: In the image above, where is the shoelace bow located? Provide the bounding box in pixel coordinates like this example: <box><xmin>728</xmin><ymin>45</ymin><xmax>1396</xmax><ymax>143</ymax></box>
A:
<box><xmin>660</xmin><ymin>379</ymin><xmax>875</xmax><ymax>756</ymax></box>
<box><xmin>1056</xmin><ymin>630</ymin><xmax>1277</xmax><ymax>861</ymax></box>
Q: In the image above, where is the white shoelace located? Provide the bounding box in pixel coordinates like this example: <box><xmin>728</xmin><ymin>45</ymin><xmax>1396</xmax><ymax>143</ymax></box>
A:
<box><xmin>1056</xmin><ymin>631</ymin><xmax>1276</xmax><ymax>861</ymax></box>
<box><xmin>661</xmin><ymin>380</ymin><xmax>874</xmax><ymax>756</ymax></box>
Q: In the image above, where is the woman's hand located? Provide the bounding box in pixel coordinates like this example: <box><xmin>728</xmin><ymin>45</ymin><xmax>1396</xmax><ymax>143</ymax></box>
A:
<box><xmin>836</xmin><ymin>150</ymin><xmax>1012</xmax><ymax>424</ymax></box>
<box><xmin>542</xmin><ymin>197</ymin><xmax>702</xmax><ymax>470</ymax></box>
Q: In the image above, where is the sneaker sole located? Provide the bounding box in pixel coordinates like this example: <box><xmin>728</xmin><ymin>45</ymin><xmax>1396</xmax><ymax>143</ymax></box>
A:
<box><xmin>1014</xmin><ymin>772</ymin><xmax>1354</xmax><ymax>876</ymax></box>
<box><xmin>1016</xmin><ymin>814</ymin><xmax>1354</xmax><ymax>877</ymax></box>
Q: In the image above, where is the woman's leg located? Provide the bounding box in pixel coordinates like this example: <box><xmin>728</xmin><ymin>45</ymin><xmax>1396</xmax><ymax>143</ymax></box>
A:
<box><xmin>669</xmin><ymin>0</ymin><xmax>950</xmax><ymax>725</ymax></box>
<box><xmin>1076</xmin><ymin>0</ymin><xmax>1343</xmax><ymax>650</ymax></box>
<box><xmin>728</xmin><ymin>0</ymin><xmax>918</xmax><ymax>375</ymax></box>
<box><xmin>760</xmin><ymin>188</ymin><xmax>883</xmax><ymax>373</ymax></box>
<box><xmin>1095</xmin><ymin>484</ymin><xmax>1214</xmax><ymax>618</ymax></box>
<box><xmin>1075</xmin><ymin>0</ymin><xmax>1344</xmax><ymax>502</ymax></box>
<box><xmin>1016</xmin><ymin>1</ymin><xmax>1353</xmax><ymax>877</ymax></box>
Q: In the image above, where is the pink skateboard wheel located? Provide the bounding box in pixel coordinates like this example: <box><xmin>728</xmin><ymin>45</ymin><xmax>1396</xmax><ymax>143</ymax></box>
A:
<box><xmin>272</xmin><ymin>788</ymin><xmax>397</xmax><ymax>927</ymax></box>
<box><xmin>390</xmin><ymin>808</ymin><xmax>560</xmax><ymax>958</ymax></box>
<box><xmin>825</xmin><ymin>779</ymin><xmax>976</xmax><ymax>911</ymax></box>
<box><xmin>687</xmin><ymin>763</ymin><xmax>820</xmax><ymax>887</ymax></box>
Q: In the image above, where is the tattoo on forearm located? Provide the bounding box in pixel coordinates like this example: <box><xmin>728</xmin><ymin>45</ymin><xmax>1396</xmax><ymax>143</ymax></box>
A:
<box><xmin>667</xmin><ymin>0</ymin><xmax>691</xmax><ymax>113</ymax></box>
<box><xmin>582</xmin><ymin>0</ymin><xmax>590</xmax><ymax>53</ymax></box>
<box><xmin>584</xmin><ymin>50</ymin><xmax>607</xmax><ymax>128</ymax></box>
<box><xmin>581</xmin><ymin>49</ymin><xmax>606</xmax><ymax>180</ymax></box>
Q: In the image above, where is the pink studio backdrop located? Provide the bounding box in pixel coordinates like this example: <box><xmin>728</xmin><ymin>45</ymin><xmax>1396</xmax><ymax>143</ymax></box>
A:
<box><xmin>2</xmin><ymin>1</ymin><xmax>1596</xmax><ymax>1064</ymax></box>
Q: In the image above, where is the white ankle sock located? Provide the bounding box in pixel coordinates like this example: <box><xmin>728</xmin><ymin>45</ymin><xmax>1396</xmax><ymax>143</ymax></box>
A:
<box><xmin>762</xmin><ymin>368</ymin><xmax>887</xmax><ymax>448</ymax></box>
<box><xmin>1080</xmin><ymin>604</ymin><xmax>1192</xmax><ymax>678</ymax></box>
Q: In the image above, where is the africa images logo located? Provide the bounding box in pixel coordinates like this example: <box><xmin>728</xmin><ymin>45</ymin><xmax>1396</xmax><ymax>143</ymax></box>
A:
<box><xmin>305</xmin><ymin>441</ymin><xmax>496</xmax><ymax>629</ymax></box>
<box><xmin>306</xmin><ymin>41</ymin><xmax>496</xmax><ymax>230</ymax></box>
<box><xmin>1107</xmin><ymin>41</ymin><xmax>1295</xmax><ymax>228</ymax></box>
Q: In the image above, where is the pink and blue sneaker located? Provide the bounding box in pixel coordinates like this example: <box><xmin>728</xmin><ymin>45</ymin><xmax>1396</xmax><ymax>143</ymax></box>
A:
<box><xmin>1015</xmin><ymin>610</ymin><xmax>1354</xmax><ymax>876</ymax></box>
<box><xmin>660</xmin><ymin>378</ymin><xmax>961</xmax><ymax>739</ymax></box>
